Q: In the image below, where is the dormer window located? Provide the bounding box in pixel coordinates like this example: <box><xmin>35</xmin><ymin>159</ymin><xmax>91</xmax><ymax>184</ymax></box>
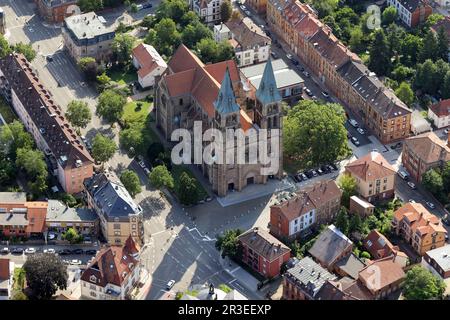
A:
<box><xmin>90</xmin><ymin>275</ymin><xmax>97</xmax><ymax>283</ymax></box>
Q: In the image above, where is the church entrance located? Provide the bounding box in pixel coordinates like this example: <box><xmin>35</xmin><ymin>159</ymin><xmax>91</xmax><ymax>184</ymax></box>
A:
<box><xmin>246</xmin><ymin>177</ymin><xmax>254</xmax><ymax>185</ymax></box>
<box><xmin>228</xmin><ymin>183</ymin><xmax>235</xmax><ymax>191</ymax></box>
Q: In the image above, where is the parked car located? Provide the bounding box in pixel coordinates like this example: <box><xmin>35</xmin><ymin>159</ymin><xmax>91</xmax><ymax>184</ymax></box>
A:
<box><xmin>11</xmin><ymin>248</ymin><xmax>24</xmax><ymax>254</ymax></box>
<box><xmin>408</xmin><ymin>199</ymin><xmax>416</xmax><ymax>203</ymax></box>
<box><xmin>43</xmin><ymin>248</ymin><xmax>56</xmax><ymax>254</ymax></box>
<box><xmin>303</xmin><ymin>71</ymin><xmax>310</xmax><ymax>77</ymax></box>
<box><xmin>321</xmin><ymin>165</ymin><xmax>331</xmax><ymax>174</ymax></box>
<box><xmin>311</xmin><ymin>95</ymin><xmax>318</xmax><ymax>100</ymax></box>
<box><xmin>300</xmin><ymin>173</ymin><xmax>308</xmax><ymax>181</ymax></box>
<box><xmin>398</xmin><ymin>171</ymin><xmax>409</xmax><ymax>180</ymax></box>
<box><xmin>25</xmin><ymin>248</ymin><xmax>36</xmax><ymax>254</ymax></box>
<box><xmin>305</xmin><ymin>171</ymin><xmax>314</xmax><ymax>179</ymax></box>
<box><xmin>144</xmin><ymin>167</ymin><xmax>151</xmax><ymax>175</ymax></box>
<box><xmin>58</xmin><ymin>249</ymin><xmax>71</xmax><ymax>255</ymax></box>
<box><xmin>321</xmin><ymin>91</ymin><xmax>329</xmax><ymax>98</ymax></box>
<box><xmin>444</xmin><ymin>128</ymin><xmax>449</xmax><ymax>135</ymax></box>
<box><xmin>351</xmin><ymin>137</ymin><xmax>360</xmax><ymax>146</ymax></box>
<box><xmin>292</xmin><ymin>59</ymin><xmax>299</xmax><ymax>66</ymax></box>
<box><xmin>271</xmin><ymin>51</ymin><xmax>278</xmax><ymax>59</ymax></box>
<box><xmin>286</xmin><ymin>53</ymin><xmax>293</xmax><ymax>60</ymax></box>
<box><xmin>240</xmin><ymin>4</ymin><xmax>246</xmax><ymax>10</ymax></box>
<box><xmin>348</xmin><ymin>119</ymin><xmax>359</xmax><ymax>128</ymax></box>
<box><xmin>317</xmin><ymin>168</ymin><xmax>324</xmax><ymax>175</ymax></box>
<box><xmin>1</xmin><ymin>247</ymin><xmax>9</xmax><ymax>254</ymax></box>
<box><xmin>356</xmin><ymin>128</ymin><xmax>365</xmax><ymax>135</ymax></box>
<box><xmin>292</xmin><ymin>174</ymin><xmax>300</xmax><ymax>183</ymax></box>
<box><xmin>442</xmin><ymin>216</ymin><xmax>450</xmax><ymax>226</ymax></box>
<box><xmin>304</xmin><ymin>88</ymin><xmax>313</xmax><ymax>97</ymax></box>
<box><xmin>48</xmin><ymin>233</ymin><xmax>56</xmax><ymax>240</ymax></box>
<box><xmin>46</xmin><ymin>55</ymin><xmax>53</xmax><ymax>62</ymax></box>
<box><xmin>298</xmin><ymin>66</ymin><xmax>305</xmax><ymax>72</ymax></box>
<box><xmin>142</xmin><ymin>2</ymin><xmax>153</xmax><ymax>9</ymax></box>
<box><xmin>245</xmin><ymin>10</ymin><xmax>251</xmax><ymax>16</ymax></box>
<box><xmin>311</xmin><ymin>170</ymin><xmax>318</xmax><ymax>177</ymax></box>
<box><xmin>426</xmin><ymin>201</ymin><xmax>435</xmax><ymax>209</ymax></box>
<box><xmin>72</xmin><ymin>249</ymin><xmax>84</xmax><ymax>255</ymax></box>
<box><xmin>85</xmin><ymin>249</ymin><xmax>97</xmax><ymax>255</ymax></box>
<box><xmin>70</xmin><ymin>259</ymin><xmax>82</xmax><ymax>265</ymax></box>
<box><xmin>138</xmin><ymin>160</ymin><xmax>146</xmax><ymax>168</ymax></box>
<box><xmin>166</xmin><ymin>280</ymin><xmax>175</xmax><ymax>290</ymax></box>
<box><xmin>330</xmin><ymin>163</ymin><xmax>338</xmax><ymax>171</ymax></box>
<box><xmin>407</xmin><ymin>181</ymin><xmax>416</xmax><ymax>189</ymax></box>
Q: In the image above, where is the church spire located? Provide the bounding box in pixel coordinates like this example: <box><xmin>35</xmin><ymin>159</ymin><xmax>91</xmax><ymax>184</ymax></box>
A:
<box><xmin>214</xmin><ymin>67</ymin><xmax>240</xmax><ymax>114</ymax></box>
<box><xmin>256</xmin><ymin>59</ymin><xmax>282</xmax><ymax>105</ymax></box>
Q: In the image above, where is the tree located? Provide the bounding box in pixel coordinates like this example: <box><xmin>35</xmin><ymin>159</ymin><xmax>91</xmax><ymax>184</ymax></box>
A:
<box><xmin>306</xmin><ymin>0</ymin><xmax>338</xmax><ymax>18</ymax></box>
<box><xmin>78</xmin><ymin>0</ymin><xmax>103</xmax><ymax>12</ymax></box>
<box><xmin>349</xmin><ymin>213</ymin><xmax>363</xmax><ymax>234</ymax></box>
<box><xmin>0</xmin><ymin>34</ymin><xmax>12</xmax><ymax>59</ymax></box>
<box><xmin>400</xmin><ymin>34</ymin><xmax>422</xmax><ymax>66</ymax></box>
<box><xmin>284</xmin><ymin>100</ymin><xmax>349</xmax><ymax>168</ymax></box>
<box><xmin>0</xmin><ymin>120</ymin><xmax>33</xmax><ymax>158</ymax></box>
<box><xmin>368</xmin><ymin>29</ymin><xmax>392</xmax><ymax>76</ymax></box>
<box><xmin>403</xmin><ymin>266</ymin><xmax>446</xmax><ymax>300</ymax></box>
<box><xmin>215</xmin><ymin>229</ymin><xmax>242</xmax><ymax>259</ymax></box>
<box><xmin>391</xmin><ymin>65</ymin><xmax>415</xmax><ymax>83</ymax></box>
<box><xmin>382</xmin><ymin>6</ymin><xmax>397</xmax><ymax>25</ymax></box>
<box><xmin>120</xmin><ymin>170</ymin><xmax>142</xmax><ymax>198</ymax></box>
<box><xmin>112</xmin><ymin>33</ymin><xmax>136</xmax><ymax>64</ymax></box>
<box><xmin>442</xmin><ymin>161</ymin><xmax>450</xmax><ymax>193</ymax></box>
<box><xmin>418</xmin><ymin>30</ymin><xmax>438</xmax><ymax>63</ymax></box>
<box><xmin>130</xmin><ymin>3</ymin><xmax>138</xmax><ymax>13</ymax></box>
<box><xmin>176</xmin><ymin>171</ymin><xmax>200</xmax><ymax>205</ymax></box>
<box><xmin>395</xmin><ymin>82</ymin><xmax>414</xmax><ymax>106</ymax></box>
<box><xmin>13</xmin><ymin>42</ymin><xmax>36</xmax><ymax>61</ymax></box>
<box><xmin>442</xmin><ymin>71</ymin><xmax>450</xmax><ymax>99</ymax></box>
<box><xmin>96</xmin><ymin>89</ymin><xmax>126</xmax><ymax>123</ymax></box>
<box><xmin>414</xmin><ymin>60</ymin><xmax>439</xmax><ymax>95</ymax></box>
<box><xmin>15</xmin><ymin>148</ymin><xmax>47</xmax><ymax>179</ymax></box>
<box><xmin>96</xmin><ymin>72</ymin><xmax>111</xmax><ymax>92</ymax></box>
<box><xmin>65</xmin><ymin>100</ymin><xmax>92</xmax><ymax>129</ymax></box>
<box><xmin>156</xmin><ymin>0</ymin><xmax>189</xmax><ymax>22</ymax></box>
<box><xmin>437</xmin><ymin>26</ymin><xmax>449</xmax><ymax>61</ymax></box>
<box><xmin>220</xmin><ymin>0</ymin><xmax>232</xmax><ymax>23</ymax></box>
<box><xmin>349</xmin><ymin>27</ymin><xmax>365</xmax><ymax>53</ymax></box>
<box><xmin>119</xmin><ymin>127</ymin><xmax>144</xmax><ymax>155</ymax></box>
<box><xmin>77</xmin><ymin>57</ymin><xmax>99</xmax><ymax>81</ymax></box>
<box><xmin>335</xmin><ymin>207</ymin><xmax>350</xmax><ymax>235</ymax></box>
<box><xmin>422</xmin><ymin>169</ymin><xmax>444</xmax><ymax>197</ymax></box>
<box><xmin>148</xmin><ymin>165</ymin><xmax>174</xmax><ymax>189</ymax></box>
<box><xmin>181</xmin><ymin>21</ymin><xmax>212</xmax><ymax>48</ymax></box>
<box><xmin>338</xmin><ymin>174</ymin><xmax>358</xmax><ymax>208</ymax></box>
<box><xmin>196</xmin><ymin>38</ymin><xmax>219</xmax><ymax>63</ymax></box>
<box><xmin>62</xmin><ymin>227</ymin><xmax>83</xmax><ymax>244</ymax></box>
<box><xmin>181</xmin><ymin>11</ymin><xmax>200</xmax><ymax>27</ymax></box>
<box><xmin>23</xmin><ymin>253</ymin><xmax>68</xmax><ymax>299</ymax></box>
<box><xmin>91</xmin><ymin>134</ymin><xmax>117</xmax><ymax>164</ymax></box>
<box><xmin>217</xmin><ymin>40</ymin><xmax>235</xmax><ymax>61</ymax></box>
<box><xmin>147</xmin><ymin>18</ymin><xmax>181</xmax><ymax>56</ymax></box>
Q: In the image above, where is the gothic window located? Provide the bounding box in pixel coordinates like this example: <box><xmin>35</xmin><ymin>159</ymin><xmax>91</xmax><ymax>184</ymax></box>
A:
<box><xmin>179</xmin><ymin>98</ymin><xmax>183</xmax><ymax>106</ymax></box>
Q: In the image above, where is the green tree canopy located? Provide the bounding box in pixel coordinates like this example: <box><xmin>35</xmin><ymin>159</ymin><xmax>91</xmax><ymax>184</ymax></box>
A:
<box><xmin>215</xmin><ymin>229</ymin><xmax>242</xmax><ymax>259</ymax></box>
<box><xmin>0</xmin><ymin>34</ymin><xmax>12</xmax><ymax>59</ymax></box>
<box><xmin>0</xmin><ymin>120</ymin><xmax>33</xmax><ymax>158</ymax></box>
<box><xmin>91</xmin><ymin>133</ymin><xmax>117</xmax><ymax>164</ymax></box>
<box><xmin>284</xmin><ymin>100</ymin><xmax>349</xmax><ymax>168</ymax></box>
<box><xmin>368</xmin><ymin>29</ymin><xmax>392</xmax><ymax>76</ymax></box>
<box><xmin>395</xmin><ymin>82</ymin><xmax>414</xmax><ymax>106</ymax></box>
<box><xmin>403</xmin><ymin>266</ymin><xmax>446</xmax><ymax>300</ymax></box>
<box><xmin>148</xmin><ymin>165</ymin><xmax>174</xmax><ymax>189</ymax></box>
<box><xmin>335</xmin><ymin>207</ymin><xmax>350</xmax><ymax>235</ymax></box>
<box><xmin>23</xmin><ymin>253</ymin><xmax>68</xmax><ymax>299</ymax></box>
<box><xmin>146</xmin><ymin>18</ymin><xmax>181</xmax><ymax>56</ymax></box>
<box><xmin>120</xmin><ymin>169</ymin><xmax>142</xmax><ymax>198</ymax></box>
<box><xmin>119</xmin><ymin>127</ymin><xmax>144</xmax><ymax>155</ymax></box>
<box><xmin>112</xmin><ymin>33</ymin><xmax>136</xmax><ymax>64</ymax></box>
<box><xmin>176</xmin><ymin>171</ymin><xmax>200</xmax><ymax>205</ymax></box>
<box><xmin>422</xmin><ymin>169</ymin><xmax>444</xmax><ymax>197</ymax></box>
<box><xmin>77</xmin><ymin>57</ymin><xmax>100</xmax><ymax>81</ymax></box>
<box><xmin>382</xmin><ymin>6</ymin><xmax>397</xmax><ymax>25</ymax></box>
<box><xmin>15</xmin><ymin>148</ymin><xmax>47</xmax><ymax>179</ymax></box>
<box><xmin>418</xmin><ymin>30</ymin><xmax>438</xmax><ymax>63</ymax></box>
<box><xmin>338</xmin><ymin>173</ymin><xmax>358</xmax><ymax>208</ymax></box>
<box><xmin>437</xmin><ymin>26</ymin><xmax>449</xmax><ymax>61</ymax></box>
<box><xmin>181</xmin><ymin>21</ymin><xmax>212</xmax><ymax>48</ymax></box>
<box><xmin>220</xmin><ymin>0</ymin><xmax>233</xmax><ymax>23</ymax></box>
<box><xmin>13</xmin><ymin>42</ymin><xmax>36</xmax><ymax>62</ymax></box>
<box><xmin>96</xmin><ymin>89</ymin><xmax>126</xmax><ymax>123</ymax></box>
<box><xmin>65</xmin><ymin>100</ymin><xmax>92</xmax><ymax>129</ymax></box>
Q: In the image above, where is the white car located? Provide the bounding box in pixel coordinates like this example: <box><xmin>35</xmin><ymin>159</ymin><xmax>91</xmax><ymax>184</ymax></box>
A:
<box><xmin>444</xmin><ymin>128</ymin><xmax>449</xmax><ymax>135</ymax></box>
<box><xmin>144</xmin><ymin>167</ymin><xmax>151</xmax><ymax>175</ymax></box>
<box><xmin>408</xmin><ymin>199</ymin><xmax>416</xmax><ymax>203</ymax></box>
<box><xmin>245</xmin><ymin>10</ymin><xmax>251</xmax><ymax>16</ymax></box>
<box><xmin>348</xmin><ymin>119</ymin><xmax>359</xmax><ymax>128</ymax></box>
<box><xmin>357</xmin><ymin>128</ymin><xmax>365</xmax><ymax>135</ymax></box>
<box><xmin>166</xmin><ymin>280</ymin><xmax>175</xmax><ymax>290</ymax></box>
<box><xmin>321</xmin><ymin>91</ymin><xmax>329</xmax><ymax>98</ymax></box>
<box><xmin>48</xmin><ymin>233</ymin><xmax>56</xmax><ymax>240</ymax></box>
<box><xmin>407</xmin><ymin>181</ymin><xmax>416</xmax><ymax>189</ymax></box>
<box><xmin>240</xmin><ymin>5</ymin><xmax>246</xmax><ymax>10</ymax></box>
<box><xmin>44</xmin><ymin>248</ymin><xmax>55</xmax><ymax>254</ymax></box>
<box><xmin>138</xmin><ymin>160</ymin><xmax>146</xmax><ymax>168</ymax></box>
<box><xmin>25</xmin><ymin>248</ymin><xmax>36</xmax><ymax>254</ymax></box>
<box><xmin>70</xmin><ymin>259</ymin><xmax>82</xmax><ymax>265</ymax></box>
<box><xmin>1</xmin><ymin>247</ymin><xmax>9</xmax><ymax>254</ymax></box>
<box><xmin>426</xmin><ymin>201</ymin><xmax>435</xmax><ymax>209</ymax></box>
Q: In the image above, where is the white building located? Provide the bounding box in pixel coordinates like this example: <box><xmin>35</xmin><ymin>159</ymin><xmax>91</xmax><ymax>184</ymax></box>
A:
<box><xmin>132</xmin><ymin>43</ymin><xmax>167</xmax><ymax>89</ymax></box>
<box><xmin>428</xmin><ymin>99</ymin><xmax>450</xmax><ymax>129</ymax></box>
<box><xmin>421</xmin><ymin>245</ymin><xmax>450</xmax><ymax>290</ymax></box>
<box><xmin>80</xmin><ymin>236</ymin><xmax>141</xmax><ymax>300</ymax></box>
<box><xmin>190</xmin><ymin>0</ymin><xmax>223</xmax><ymax>25</ymax></box>
<box><xmin>214</xmin><ymin>17</ymin><xmax>271</xmax><ymax>67</ymax></box>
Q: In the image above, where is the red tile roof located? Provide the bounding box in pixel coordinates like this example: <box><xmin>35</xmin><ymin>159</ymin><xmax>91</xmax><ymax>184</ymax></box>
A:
<box><xmin>238</xmin><ymin>227</ymin><xmax>290</xmax><ymax>261</ymax></box>
<box><xmin>394</xmin><ymin>203</ymin><xmax>447</xmax><ymax>237</ymax></box>
<box><xmin>132</xmin><ymin>43</ymin><xmax>167</xmax><ymax>78</ymax></box>
<box><xmin>363</xmin><ymin>230</ymin><xmax>400</xmax><ymax>259</ymax></box>
<box><xmin>429</xmin><ymin>99</ymin><xmax>450</xmax><ymax>118</ymax></box>
<box><xmin>345</xmin><ymin>152</ymin><xmax>396</xmax><ymax>182</ymax></box>
<box><xmin>358</xmin><ymin>256</ymin><xmax>405</xmax><ymax>292</ymax></box>
<box><xmin>0</xmin><ymin>258</ymin><xmax>10</xmax><ymax>280</ymax></box>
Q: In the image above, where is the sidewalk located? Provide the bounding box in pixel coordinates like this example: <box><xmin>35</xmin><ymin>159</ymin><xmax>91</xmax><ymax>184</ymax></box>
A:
<box><xmin>133</xmin><ymin>268</ymin><xmax>152</xmax><ymax>300</ymax></box>
<box><xmin>219</xmin><ymin>256</ymin><xmax>260</xmax><ymax>293</ymax></box>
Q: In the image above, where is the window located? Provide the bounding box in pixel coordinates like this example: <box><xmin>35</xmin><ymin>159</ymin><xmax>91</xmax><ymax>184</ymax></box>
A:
<box><xmin>113</xmin><ymin>224</ymin><xmax>120</xmax><ymax>229</ymax></box>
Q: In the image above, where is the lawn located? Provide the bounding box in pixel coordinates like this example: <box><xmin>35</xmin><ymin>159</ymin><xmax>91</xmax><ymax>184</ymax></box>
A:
<box><xmin>122</xmin><ymin>100</ymin><xmax>151</xmax><ymax>126</ymax></box>
<box><xmin>107</xmin><ymin>67</ymin><xmax>138</xmax><ymax>86</ymax></box>
<box><xmin>13</xmin><ymin>267</ymin><xmax>26</xmax><ymax>290</ymax></box>
<box><xmin>171</xmin><ymin>165</ymin><xmax>208</xmax><ymax>200</ymax></box>
<box><xmin>0</xmin><ymin>97</ymin><xmax>17</xmax><ymax>123</ymax></box>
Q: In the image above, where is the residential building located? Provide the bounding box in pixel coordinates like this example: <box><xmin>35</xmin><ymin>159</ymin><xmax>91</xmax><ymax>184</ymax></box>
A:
<box><xmin>246</xmin><ymin>0</ymin><xmax>268</xmax><ymax>14</ymax></box>
<box><xmin>267</xmin><ymin>0</ymin><xmax>412</xmax><ymax>144</ymax></box>
<box><xmin>334</xmin><ymin>253</ymin><xmax>367</xmax><ymax>280</ymax></box>
<box><xmin>282</xmin><ymin>256</ymin><xmax>337</xmax><ymax>300</ymax></box>
<box><xmin>431</xmin><ymin>17</ymin><xmax>450</xmax><ymax>61</ymax></box>
<box><xmin>237</xmin><ymin>227</ymin><xmax>291</xmax><ymax>278</ymax></box>
<box><xmin>345</xmin><ymin>151</ymin><xmax>397</xmax><ymax>202</ymax></box>
<box><xmin>84</xmin><ymin>172</ymin><xmax>144</xmax><ymax>245</ymax></box>
<box><xmin>80</xmin><ymin>236</ymin><xmax>141</xmax><ymax>300</ymax></box>
<box><xmin>155</xmin><ymin>45</ymin><xmax>283</xmax><ymax>197</ymax></box>
<box><xmin>216</xmin><ymin>17</ymin><xmax>271</xmax><ymax>67</ymax></box>
<box><xmin>190</xmin><ymin>0</ymin><xmax>223</xmax><ymax>25</ymax></box>
<box><xmin>428</xmin><ymin>99</ymin><xmax>450</xmax><ymax>129</ymax></box>
<box><xmin>401</xmin><ymin>131</ymin><xmax>450</xmax><ymax>182</ymax></box>
<box><xmin>0</xmin><ymin>53</ymin><xmax>94</xmax><ymax>194</ymax></box>
<box><xmin>358</xmin><ymin>256</ymin><xmax>406</xmax><ymax>299</ymax></box>
<box><xmin>0</xmin><ymin>193</ymin><xmax>47</xmax><ymax>238</ymax></box>
<box><xmin>386</xmin><ymin>0</ymin><xmax>432</xmax><ymax>27</ymax></box>
<box><xmin>214</xmin><ymin>23</ymin><xmax>231</xmax><ymax>43</ymax></box>
<box><xmin>308</xmin><ymin>225</ymin><xmax>353</xmax><ymax>271</ymax></box>
<box><xmin>240</xmin><ymin>59</ymin><xmax>304</xmax><ymax>103</ymax></box>
<box><xmin>62</xmin><ymin>12</ymin><xmax>116</xmax><ymax>62</ymax></box>
<box><xmin>363</xmin><ymin>230</ymin><xmax>408</xmax><ymax>267</ymax></box>
<box><xmin>269</xmin><ymin>180</ymin><xmax>342</xmax><ymax>240</ymax></box>
<box><xmin>421</xmin><ymin>245</ymin><xmax>450</xmax><ymax>288</ymax></box>
<box><xmin>349</xmin><ymin>196</ymin><xmax>375</xmax><ymax>217</ymax></box>
<box><xmin>0</xmin><ymin>258</ymin><xmax>13</xmax><ymax>300</ymax></box>
<box><xmin>315</xmin><ymin>280</ymin><xmax>367</xmax><ymax>300</ymax></box>
<box><xmin>34</xmin><ymin>0</ymin><xmax>78</xmax><ymax>23</ymax></box>
<box><xmin>132</xmin><ymin>43</ymin><xmax>167</xmax><ymax>89</ymax></box>
<box><xmin>46</xmin><ymin>199</ymin><xmax>98</xmax><ymax>236</ymax></box>
<box><xmin>393</xmin><ymin>202</ymin><xmax>448</xmax><ymax>255</ymax></box>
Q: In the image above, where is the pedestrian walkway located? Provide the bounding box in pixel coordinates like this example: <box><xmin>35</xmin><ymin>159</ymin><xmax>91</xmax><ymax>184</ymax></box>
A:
<box><xmin>219</xmin><ymin>256</ymin><xmax>260</xmax><ymax>293</ymax></box>
<box><xmin>133</xmin><ymin>269</ymin><xmax>152</xmax><ymax>300</ymax></box>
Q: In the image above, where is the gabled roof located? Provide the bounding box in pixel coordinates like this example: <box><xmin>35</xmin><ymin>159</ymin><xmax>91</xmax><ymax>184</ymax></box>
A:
<box><xmin>80</xmin><ymin>236</ymin><xmax>140</xmax><ymax>288</ymax></box>
<box><xmin>225</xmin><ymin>17</ymin><xmax>271</xmax><ymax>50</ymax></box>
<box><xmin>132</xmin><ymin>43</ymin><xmax>167</xmax><ymax>78</ymax></box>
<box><xmin>255</xmin><ymin>59</ymin><xmax>282</xmax><ymax>105</ymax></box>
<box><xmin>358</xmin><ymin>256</ymin><xmax>405</xmax><ymax>292</ymax></box>
<box><xmin>363</xmin><ymin>230</ymin><xmax>398</xmax><ymax>259</ymax></box>
<box><xmin>334</xmin><ymin>253</ymin><xmax>366</xmax><ymax>280</ymax></box>
<box><xmin>424</xmin><ymin>245</ymin><xmax>450</xmax><ymax>273</ymax></box>
<box><xmin>394</xmin><ymin>203</ymin><xmax>447</xmax><ymax>237</ymax></box>
<box><xmin>404</xmin><ymin>131</ymin><xmax>450</xmax><ymax>164</ymax></box>
<box><xmin>429</xmin><ymin>99</ymin><xmax>450</xmax><ymax>118</ymax></box>
<box><xmin>213</xmin><ymin>68</ymin><xmax>240</xmax><ymax>114</ymax></box>
<box><xmin>345</xmin><ymin>151</ymin><xmax>396</xmax><ymax>181</ymax></box>
<box><xmin>238</xmin><ymin>227</ymin><xmax>290</xmax><ymax>261</ymax></box>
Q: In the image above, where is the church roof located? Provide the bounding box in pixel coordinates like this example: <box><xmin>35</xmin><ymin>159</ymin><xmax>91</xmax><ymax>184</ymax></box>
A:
<box><xmin>255</xmin><ymin>59</ymin><xmax>282</xmax><ymax>105</ymax></box>
<box><xmin>213</xmin><ymin>68</ymin><xmax>240</xmax><ymax>114</ymax></box>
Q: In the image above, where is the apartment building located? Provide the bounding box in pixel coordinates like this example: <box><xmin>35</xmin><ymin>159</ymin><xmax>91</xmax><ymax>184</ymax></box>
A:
<box><xmin>401</xmin><ymin>131</ymin><xmax>450</xmax><ymax>182</ymax></box>
<box><xmin>266</xmin><ymin>0</ymin><xmax>412</xmax><ymax>144</ymax></box>
<box><xmin>84</xmin><ymin>172</ymin><xmax>144</xmax><ymax>246</ymax></box>
<box><xmin>237</xmin><ymin>227</ymin><xmax>291</xmax><ymax>278</ymax></box>
<box><xmin>190</xmin><ymin>0</ymin><xmax>223</xmax><ymax>25</ymax></box>
<box><xmin>215</xmin><ymin>17</ymin><xmax>271</xmax><ymax>67</ymax></box>
<box><xmin>62</xmin><ymin>12</ymin><xmax>116</xmax><ymax>62</ymax></box>
<box><xmin>345</xmin><ymin>151</ymin><xmax>397</xmax><ymax>203</ymax></box>
<box><xmin>428</xmin><ymin>99</ymin><xmax>450</xmax><ymax>129</ymax></box>
<box><xmin>80</xmin><ymin>236</ymin><xmax>141</xmax><ymax>300</ymax></box>
<box><xmin>34</xmin><ymin>0</ymin><xmax>78</xmax><ymax>23</ymax></box>
<box><xmin>421</xmin><ymin>245</ymin><xmax>450</xmax><ymax>288</ymax></box>
<box><xmin>393</xmin><ymin>203</ymin><xmax>448</xmax><ymax>255</ymax></box>
<box><xmin>132</xmin><ymin>43</ymin><xmax>167</xmax><ymax>89</ymax></box>
<box><xmin>386</xmin><ymin>0</ymin><xmax>432</xmax><ymax>27</ymax></box>
<box><xmin>0</xmin><ymin>53</ymin><xmax>94</xmax><ymax>194</ymax></box>
<box><xmin>269</xmin><ymin>180</ymin><xmax>342</xmax><ymax>241</ymax></box>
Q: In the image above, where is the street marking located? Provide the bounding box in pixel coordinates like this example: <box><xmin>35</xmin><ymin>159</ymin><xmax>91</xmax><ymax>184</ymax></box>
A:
<box><xmin>230</xmin><ymin>266</ymin><xmax>240</xmax><ymax>274</ymax></box>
